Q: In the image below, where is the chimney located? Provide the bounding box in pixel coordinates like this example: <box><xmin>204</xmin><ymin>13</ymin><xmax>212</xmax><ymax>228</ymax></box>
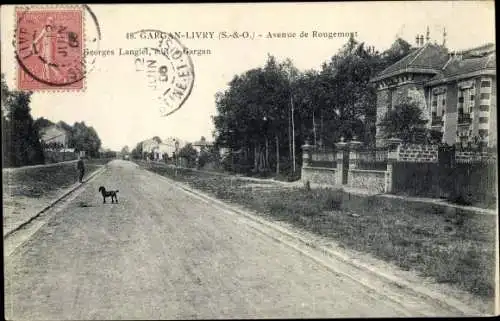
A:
<box><xmin>419</xmin><ymin>35</ymin><xmax>424</xmax><ymax>46</ymax></box>
<box><xmin>426</xmin><ymin>26</ymin><xmax>430</xmax><ymax>43</ymax></box>
<box><xmin>416</xmin><ymin>34</ymin><xmax>420</xmax><ymax>47</ymax></box>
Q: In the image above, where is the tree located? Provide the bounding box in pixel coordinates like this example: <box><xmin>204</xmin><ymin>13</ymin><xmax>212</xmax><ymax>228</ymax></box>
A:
<box><xmin>380</xmin><ymin>37</ymin><xmax>413</xmax><ymax>69</ymax></box>
<box><xmin>178</xmin><ymin>143</ymin><xmax>198</xmax><ymax>167</ymax></box>
<box><xmin>379</xmin><ymin>97</ymin><xmax>429</xmax><ymax>144</ymax></box>
<box><xmin>152</xmin><ymin>136</ymin><xmax>162</xmax><ymax>144</ymax></box>
<box><xmin>317</xmin><ymin>35</ymin><xmax>380</xmax><ymax>145</ymax></box>
<box><xmin>212</xmin><ymin>54</ymin><xmax>299</xmax><ymax>175</ymax></box>
<box><xmin>33</xmin><ymin>117</ymin><xmax>55</xmax><ymax>132</ymax></box>
<box><xmin>121</xmin><ymin>145</ymin><xmax>129</xmax><ymax>155</ymax></box>
<box><xmin>198</xmin><ymin>144</ymin><xmax>220</xmax><ymax>169</ymax></box>
<box><xmin>1</xmin><ymin>74</ymin><xmax>45</xmax><ymax>167</ymax></box>
<box><xmin>71</xmin><ymin>121</ymin><xmax>102</xmax><ymax>157</ymax></box>
<box><xmin>130</xmin><ymin>141</ymin><xmax>143</xmax><ymax>159</ymax></box>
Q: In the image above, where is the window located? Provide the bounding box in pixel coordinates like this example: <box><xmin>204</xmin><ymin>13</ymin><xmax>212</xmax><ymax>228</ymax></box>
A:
<box><xmin>459</xmin><ymin>86</ymin><xmax>475</xmax><ymax>113</ymax></box>
<box><xmin>432</xmin><ymin>88</ymin><xmax>446</xmax><ymax>115</ymax></box>
<box><xmin>479</xmin><ymin>129</ymin><xmax>489</xmax><ymax>137</ymax></box>
<box><xmin>479</xmin><ymin>117</ymin><xmax>488</xmax><ymax>123</ymax></box>
<box><xmin>479</xmin><ymin>105</ymin><xmax>489</xmax><ymax>111</ymax></box>
<box><xmin>481</xmin><ymin>80</ymin><xmax>491</xmax><ymax>87</ymax></box>
<box><xmin>480</xmin><ymin>93</ymin><xmax>490</xmax><ymax>100</ymax></box>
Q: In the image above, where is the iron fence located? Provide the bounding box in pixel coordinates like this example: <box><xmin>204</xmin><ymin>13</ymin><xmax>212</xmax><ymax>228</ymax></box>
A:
<box><xmin>310</xmin><ymin>148</ymin><xmax>337</xmax><ymax>168</ymax></box>
<box><xmin>355</xmin><ymin>149</ymin><xmax>388</xmax><ymax>170</ymax></box>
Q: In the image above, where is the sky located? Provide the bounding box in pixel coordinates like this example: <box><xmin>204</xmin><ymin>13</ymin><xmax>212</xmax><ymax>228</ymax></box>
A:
<box><xmin>1</xmin><ymin>2</ymin><xmax>495</xmax><ymax>151</ymax></box>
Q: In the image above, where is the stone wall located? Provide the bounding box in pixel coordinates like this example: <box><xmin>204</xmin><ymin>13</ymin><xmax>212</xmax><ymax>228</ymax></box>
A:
<box><xmin>43</xmin><ymin>150</ymin><xmax>78</xmax><ymax>163</ymax></box>
<box><xmin>398</xmin><ymin>144</ymin><xmax>438</xmax><ymax>162</ymax></box>
<box><xmin>301</xmin><ymin>166</ymin><xmax>338</xmax><ymax>186</ymax></box>
<box><xmin>348</xmin><ymin>169</ymin><xmax>387</xmax><ymax>193</ymax></box>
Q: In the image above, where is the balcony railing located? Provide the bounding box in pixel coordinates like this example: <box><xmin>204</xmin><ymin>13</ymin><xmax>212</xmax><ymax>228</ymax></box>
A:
<box><xmin>458</xmin><ymin>113</ymin><xmax>472</xmax><ymax>125</ymax></box>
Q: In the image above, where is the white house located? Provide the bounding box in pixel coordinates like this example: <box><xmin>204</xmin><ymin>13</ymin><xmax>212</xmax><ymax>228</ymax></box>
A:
<box><xmin>152</xmin><ymin>143</ymin><xmax>173</xmax><ymax>161</ymax></box>
<box><xmin>142</xmin><ymin>138</ymin><xmax>159</xmax><ymax>154</ymax></box>
<box><xmin>39</xmin><ymin>125</ymin><xmax>69</xmax><ymax>149</ymax></box>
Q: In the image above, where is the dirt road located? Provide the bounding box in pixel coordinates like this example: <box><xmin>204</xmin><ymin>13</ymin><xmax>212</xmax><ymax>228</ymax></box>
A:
<box><xmin>4</xmin><ymin>160</ymin><xmax>460</xmax><ymax>319</ymax></box>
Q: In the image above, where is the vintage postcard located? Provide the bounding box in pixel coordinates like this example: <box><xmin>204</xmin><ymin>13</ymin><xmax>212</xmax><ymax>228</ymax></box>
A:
<box><xmin>2</xmin><ymin>2</ymin><xmax>497</xmax><ymax>319</ymax></box>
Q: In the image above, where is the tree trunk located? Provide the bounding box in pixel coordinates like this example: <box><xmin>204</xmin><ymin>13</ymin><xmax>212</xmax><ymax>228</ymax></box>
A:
<box><xmin>276</xmin><ymin>135</ymin><xmax>280</xmax><ymax>175</ymax></box>
<box><xmin>313</xmin><ymin>109</ymin><xmax>317</xmax><ymax>145</ymax></box>
<box><xmin>259</xmin><ymin>148</ymin><xmax>265</xmax><ymax>171</ymax></box>
<box><xmin>254</xmin><ymin>145</ymin><xmax>258</xmax><ymax>171</ymax></box>
<box><xmin>320</xmin><ymin>112</ymin><xmax>324</xmax><ymax>144</ymax></box>
<box><xmin>265</xmin><ymin>137</ymin><xmax>269</xmax><ymax>169</ymax></box>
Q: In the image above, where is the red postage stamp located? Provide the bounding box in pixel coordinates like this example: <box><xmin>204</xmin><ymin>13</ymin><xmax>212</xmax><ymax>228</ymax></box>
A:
<box><xmin>15</xmin><ymin>7</ymin><xmax>85</xmax><ymax>91</ymax></box>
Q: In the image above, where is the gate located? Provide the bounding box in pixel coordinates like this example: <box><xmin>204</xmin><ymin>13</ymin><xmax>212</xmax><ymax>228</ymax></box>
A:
<box><xmin>438</xmin><ymin>145</ymin><xmax>456</xmax><ymax>198</ymax></box>
<box><xmin>342</xmin><ymin>149</ymin><xmax>349</xmax><ymax>185</ymax></box>
<box><xmin>438</xmin><ymin>145</ymin><xmax>455</xmax><ymax>167</ymax></box>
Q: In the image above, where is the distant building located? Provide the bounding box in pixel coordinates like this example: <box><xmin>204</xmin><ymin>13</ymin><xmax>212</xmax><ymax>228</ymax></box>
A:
<box><xmin>152</xmin><ymin>143</ymin><xmax>172</xmax><ymax>161</ymax></box>
<box><xmin>192</xmin><ymin>136</ymin><xmax>213</xmax><ymax>153</ymax></box>
<box><xmin>39</xmin><ymin>125</ymin><xmax>69</xmax><ymax>149</ymax></box>
<box><xmin>163</xmin><ymin>136</ymin><xmax>185</xmax><ymax>155</ymax></box>
<box><xmin>141</xmin><ymin>138</ymin><xmax>159</xmax><ymax>155</ymax></box>
<box><xmin>141</xmin><ymin>137</ymin><xmax>187</xmax><ymax>160</ymax></box>
<box><xmin>371</xmin><ymin>33</ymin><xmax>496</xmax><ymax>148</ymax></box>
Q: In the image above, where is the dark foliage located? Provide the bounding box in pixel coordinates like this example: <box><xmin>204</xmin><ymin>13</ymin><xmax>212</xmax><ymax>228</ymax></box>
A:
<box><xmin>2</xmin><ymin>74</ymin><xmax>45</xmax><ymax>167</ymax></box>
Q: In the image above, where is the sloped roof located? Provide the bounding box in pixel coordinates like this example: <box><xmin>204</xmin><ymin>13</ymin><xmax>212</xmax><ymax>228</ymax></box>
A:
<box><xmin>427</xmin><ymin>52</ymin><xmax>496</xmax><ymax>85</ymax></box>
<box><xmin>193</xmin><ymin>140</ymin><xmax>213</xmax><ymax>146</ymax></box>
<box><xmin>458</xmin><ymin>43</ymin><xmax>495</xmax><ymax>58</ymax></box>
<box><xmin>40</xmin><ymin>125</ymin><xmax>68</xmax><ymax>141</ymax></box>
<box><xmin>372</xmin><ymin>43</ymin><xmax>449</xmax><ymax>82</ymax></box>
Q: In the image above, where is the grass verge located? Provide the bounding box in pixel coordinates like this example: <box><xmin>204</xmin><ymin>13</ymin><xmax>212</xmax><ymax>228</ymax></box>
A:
<box><xmin>3</xmin><ymin>158</ymin><xmax>111</xmax><ymax>198</ymax></box>
<box><xmin>140</xmin><ymin>161</ymin><xmax>496</xmax><ymax>301</ymax></box>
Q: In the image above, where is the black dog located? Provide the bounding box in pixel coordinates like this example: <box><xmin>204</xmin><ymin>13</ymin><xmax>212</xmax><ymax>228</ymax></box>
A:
<box><xmin>98</xmin><ymin>186</ymin><xmax>119</xmax><ymax>204</ymax></box>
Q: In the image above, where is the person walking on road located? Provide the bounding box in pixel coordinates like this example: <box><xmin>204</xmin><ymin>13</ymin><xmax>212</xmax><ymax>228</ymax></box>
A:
<box><xmin>77</xmin><ymin>156</ymin><xmax>85</xmax><ymax>183</ymax></box>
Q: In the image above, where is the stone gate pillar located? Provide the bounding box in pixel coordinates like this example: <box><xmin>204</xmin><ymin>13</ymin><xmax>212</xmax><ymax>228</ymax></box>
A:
<box><xmin>385</xmin><ymin>137</ymin><xmax>402</xmax><ymax>193</ymax></box>
<box><xmin>301</xmin><ymin>140</ymin><xmax>313</xmax><ymax>185</ymax></box>
<box><xmin>302</xmin><ymin>140</ymin><xmax>313</xmax><ymax>168</ymax></box>
<box><xmin>335</xmin><ymin>137</ymin><xmax>348</xmax><ymax>185</ymax></box>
